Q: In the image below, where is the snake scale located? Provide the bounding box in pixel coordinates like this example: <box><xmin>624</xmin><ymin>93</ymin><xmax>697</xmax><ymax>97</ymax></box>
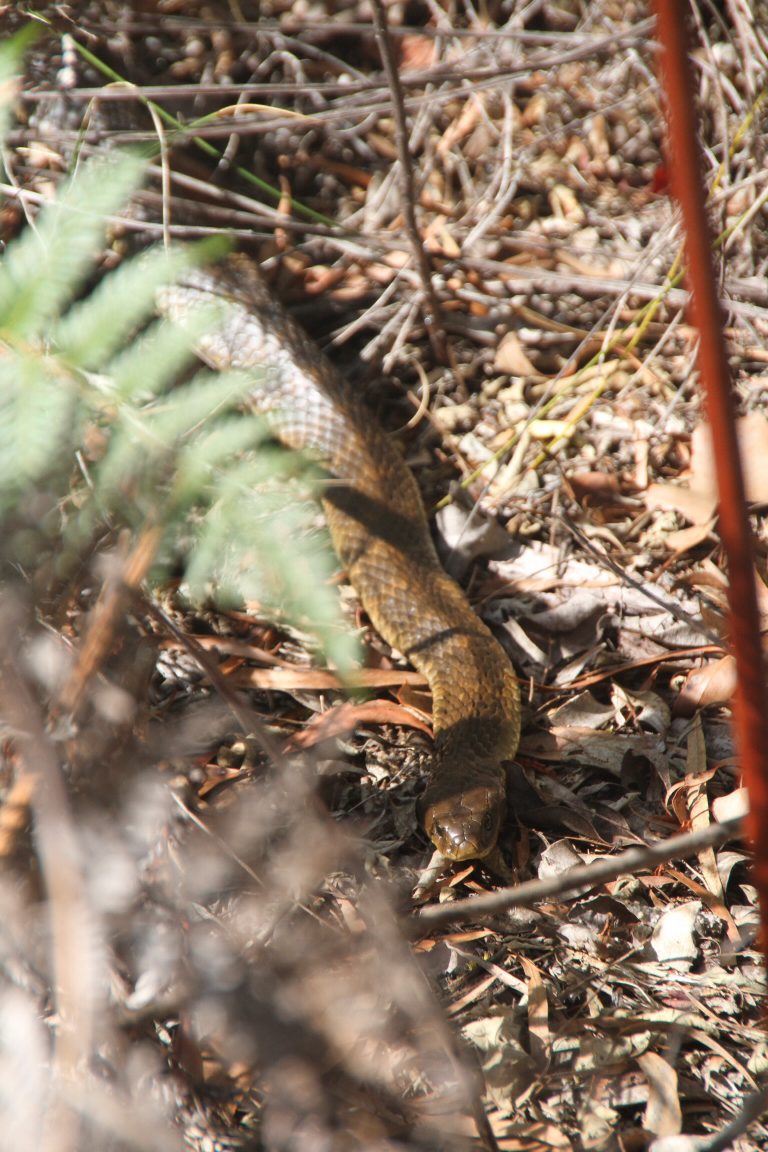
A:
<box><xmin>159</xmin><ymin>255</ymin><xmax>520</xmax><ymax>861</ymax></box>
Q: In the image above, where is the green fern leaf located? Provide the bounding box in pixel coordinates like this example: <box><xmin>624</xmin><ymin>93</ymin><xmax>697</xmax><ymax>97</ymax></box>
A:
<box><xmin>52</xmin><ymin>246</ymin><xmax>195</xmax><ymax>370</ymax></box>
<box><xmin>0</xmin><ymin>350</ymin><xmax>79</xmax><ymax>502</ymax></box>
<box><xmin>0</xmin><ymin>152</ymin><xmax>144</xmax><ymax>337</ymax></box>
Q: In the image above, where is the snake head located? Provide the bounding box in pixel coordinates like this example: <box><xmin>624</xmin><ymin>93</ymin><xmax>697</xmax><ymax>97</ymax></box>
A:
<box><xmin>422</xmin><ymin>782</ymin><xmax>505</xmax><ymax>862</ymax></box>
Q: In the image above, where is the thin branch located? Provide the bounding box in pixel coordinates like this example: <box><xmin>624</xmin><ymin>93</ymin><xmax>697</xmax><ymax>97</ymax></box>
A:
<box><xmin>0</xmin><ymin>598</ymin><xmax>96</xmax><ymax>1152</ymax></box>
<box><xmin>655</xmin><ymin>5</ymin><xmax>768</xmax><ymax>952</ymax></box>
<box><xmin>696</xmin><ymin>1083</ymin><xmax>768</xmax><ymax>1152</ymax></box>
<box><xmin>370</xmin><ymin>0</ymin><xmax>447</xmax><ymax>363</ymax></box>
<box><xmin>413</xmin><ymin>815</ymin><xmax>744</xmax><ymax>931</ymax></box>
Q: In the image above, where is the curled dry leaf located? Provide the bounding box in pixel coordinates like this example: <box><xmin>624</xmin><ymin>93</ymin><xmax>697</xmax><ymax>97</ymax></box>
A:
<box><xmin>435</xmin><ymin>497</ymin><xmax>511</xmax><ymax>580</ymax></box>
<box><xmin>568</xmin><ymin>471</ymin><xmax>622</xmax><ymax>504</ymax></box>
<box><xmin>494</xmin><ymin>330</ymin><xmax>538</xmax><ymax>376</ymax></box>
<box><xmin>646</xmin><ymin>413</ymin><xmax>768</xmax><ymax>527</ymax></box>
<box><xmin>638</xmin><ymin>1051</ymin><xmax>682</xmax><ymax>1139</ymax></box>
<box><xmin>650</xmin><ymin>901</ymin><xmax>700</xmax><ymax>971</ymax></box>
<box><xmin>539</xmin><ymin>838</ymin><xmax>586</xmax><ymax>878</ymax></box>
<box><xmin>673</xmin><ymin>655</ymin><xmax>737</xmax><ymax>717</ymax></box>
<box><xmin>290</xmin><ymin>698</ymin><xmax>432</xmax><ymax>750</ymax></box>
<box><xmin>711</xmin><ymin>787</ymin><xmax>750</xmax><ymax>823</ymax></box>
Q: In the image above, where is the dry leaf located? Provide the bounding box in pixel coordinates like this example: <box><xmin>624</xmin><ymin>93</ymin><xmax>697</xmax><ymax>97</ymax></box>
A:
<box><xmin>549</xmin><ymin>183</ymin><xmax>585</xmax><ymax>222</ymax></box>
<box><xmin>711</xmin><ymin>787</ymin><xmax>749</xmax><ymax>822</ymax></box>
<box><xmin>290</xmin><ymin>698</ymin><xmax>432</xmax><ymax>750</ymax></box>
<box><xmin>518</xmin><ymin>956</ymin><xmax>550</xmax><ymax>1070</ymax></box>
<box><xmin>673</xmin><ymin>655</ymin><xmax>736</xmax><ymax>716</ymax></box>
<box><xmin>231</xmin><ymin>666</ymin><xmax>425</xmax><ymax>692</ymax></box>
<box><xmin>638</xmin><ymin>1051</ymin><xmax>682</xmax><ymax>1138</ymax></box>
<box><xmin>548</xmin><ymin>690</ymin><xmax>614</xmax><ymax>730</ymax></box>
<box><xmin>646</xmin><ymin>413</ymin><xmax>768</xmax><ymax>527</ymax></box>
<box><xmin>645</xmin><ymin>482</ymin><xmax>717</xmax><ymax>526</ymax></box>
<box><xmin>496</xmin><ymin>1122</ymin><xmax>573</xmax><ymax>1149</ymax></box>
<box><xmin>494</xmin><ymin>330</ymin><xmax>537</xmax><ymax>375</ymax></box>
<box><xmin>650</xmin><ymin>901</ymin><xmax>700</xmax><ymax>970</ymax></box>
<box><xmin>437</xmin><ymin>93</ymin><xmax>483</xmax><ymax>155</ymax></box>
<box><xmin>569</xmin><ymin>471</ymin><xmax>622</xmax><ymax>503</ymax></box>
<box><xmin>539</xmin><ymin>839</ymin><xmax>585</xmax><ymax>877</ymax></box>
<box><xmin>663</xmin><ymin>520</ymin><xmax>716</xmax><ymax>552</ymax></box>
<box><xmin>686</xmin><ymin>715</ymin><xmax>724</xmax><ymax>900</ymax></box>
<box><xmin>398</xmin><ymin>34</ymin><xmax>436</xmax><ymax>72</ymax></box>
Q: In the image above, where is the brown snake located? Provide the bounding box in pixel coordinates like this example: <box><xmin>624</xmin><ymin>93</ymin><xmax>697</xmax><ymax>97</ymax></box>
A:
<box><xmin>159</xmin><ymin>255</ymin><xmax>520</xmax><ymax>862</ymax></box>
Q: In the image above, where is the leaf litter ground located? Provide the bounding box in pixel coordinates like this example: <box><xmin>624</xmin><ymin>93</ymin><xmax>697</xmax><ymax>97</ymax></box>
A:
<box><xmin>2</xmin><ymin>2</ymin><xmax>768</xmax><ymax>1150</ymax></box>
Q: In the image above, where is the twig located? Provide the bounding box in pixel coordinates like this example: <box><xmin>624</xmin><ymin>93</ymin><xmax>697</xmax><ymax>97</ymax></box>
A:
<box><xmin>655</xmin><ymin>7</ymin><xmax>768</xmax><ymax>953</ymax></box>
<box><xmin>557</xmin><ymin>517</ymin><xmax>722</xmax><ymax>647</ymax></box>
<box><xmin>370</xmin><ymin>0</ymin><xmax>447</xmax><ymax>364</ymax></box>
<box><xmin>413</xmin><ymin>815</ymin><xmax>743</xmax><ymax>931</ymax></box>
<box><xmin>695</xmin><ymin>1083</ymin><xmax>768</xmax><ymax>1152</ymax></box>
<box><xmin>0</xmin><ymin>596</ymin><xmax>96</xmax><ymax>1152</ymax></box>
<box><xmin>137</xmin><ymin>593</ymin><xmax>286</xmax><ymax>767</ymax></box>
<box><xmin>58</xmin><ymin>526</ymin><xmax>161</xmax><ymax>718</ymax></box>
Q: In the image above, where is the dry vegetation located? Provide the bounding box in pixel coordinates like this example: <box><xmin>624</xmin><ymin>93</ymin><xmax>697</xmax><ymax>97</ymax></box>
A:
<box><xmin>2</xmin><ymin>2</ymin><xmax>768</xmax><ymax>1149</ymax></box>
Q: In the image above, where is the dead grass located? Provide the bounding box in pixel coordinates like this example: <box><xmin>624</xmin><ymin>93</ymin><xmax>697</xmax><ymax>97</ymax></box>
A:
<box><xmin>2</xmin><ymin>2</ymin><xmax>768</xmax><ymax>1149</ymax></box>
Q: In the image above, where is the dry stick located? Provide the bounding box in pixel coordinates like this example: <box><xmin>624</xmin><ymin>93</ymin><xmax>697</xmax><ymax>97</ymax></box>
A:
<box><xmin>137</xmin><ymin>593</ymin><xmax>288</xmax><ymax>769</ymax></box>
<box><xmin>654</xmin><ymin>10</ymin><xmax>768</xmax><ymax>953</ymax></box>
<box><xmin>58</xmin><ymin>526</ymin><xmax>161</xmax><ymax>718</ymax></box>
<box><xmin>369</xmin><ymin>0</ymin><xmax>447</xmax><ymax>365</ymax></box>
<box><xmin>0</xmin><ymin>598</ymin><xmax>95</xmax><ymax>1152</ymax></box>
<box><xmin>695</xmin><ymin>1083</ymin><xmax>768</xmax><ymax>1152</ymax></box>
<box><xmin>413</xmin><ymin>816</ymin><xmax>743</xmax><ymax>932</ymax></box>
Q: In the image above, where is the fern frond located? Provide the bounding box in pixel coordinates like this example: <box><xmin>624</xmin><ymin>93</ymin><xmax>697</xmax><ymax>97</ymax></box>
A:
<box><xmin>0</xmin><ymin>136</ymin><xmax>352</xmax><ymax>670</ymax></box>
<box><xmin>185</xmin><ymin>450</ymin><xmax>358</xmax><ymax>670</ymax></box>
<box><xmin>52</xmin><ymin>246</ymin><xmax>195</xmax><ymax>370</ymax></box>
<box><xmin>104</xmin><ymin>304</ymin><xmax>232</xmax><ymax>404</ymax></box>
<box><xmin>0</xmin><ymin>29</ymin><xmax>39</xmax><ymax>158</ymax></box>
<box><xmin>94</xmin><ymin>369</ymin><xmax>257</xmax><ymax>508</ymax></box>
<box><xmin>0</xmin><ymin>152</ymin><xmax>144</xmax><ymax>337</ymax></box>
<box><xmin>0</xmin><ymin>349</ymin><xmax>80</xmax><ymax>499</ymax></box>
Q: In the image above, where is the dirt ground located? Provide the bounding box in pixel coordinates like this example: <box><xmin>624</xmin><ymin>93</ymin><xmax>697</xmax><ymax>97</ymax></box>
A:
<box><xmin>1</xmin><ymin>3</ymin><xmax>768</xmax><ymax>1150</ymax></box>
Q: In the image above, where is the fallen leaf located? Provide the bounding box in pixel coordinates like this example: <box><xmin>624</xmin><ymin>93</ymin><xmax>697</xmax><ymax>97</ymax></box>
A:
<box><xmin>711</xmin><ymin>787</ymin><xmax>749</xmax><ymax>823</ymax></box>
<box><xmin>673</xmin><ymin>655</ymin><xmax>736</xmax><ymax>716</ymax></box>
<box><xmin>568</xmin><ymin>471</ymin><xmax>622</xmax><ymax>503</ymax></box>
<box><xmin>685</xmin><ymin>715</ymin><xmax>724</xmax><ymax>900</ymax></box>
<box><xmin>231</xmin><ymin>666</ymin><xmax>426</xmax><ymax>691</ymax></box>
<box><xmin>645</xmin><ymin>482</ymin><xmax>717</xmax><ymax>526</ymax></box>
<box><xmin>650</xmin><ymin>901</ymin><xmax>700</xmax><ymax>970</ymax></box>
<box><xmin>663</xmin><ymin>520</ymin><xmax>716</xmax><ymax>552</ymax></box>
<box><xmin>522</xmin><ymin>727</ymin><xmax>668</xmax><ymax>777</ymax></box>
<box><xmin>290</xmin><ymin>698</ymin><xmax>432</xmax><ymax>750</ymax></box>
<box><xmin>638</xmin><ymin>1051</ymin><xmax>682</xmax><ymax>1138</ymax></box>
<box><xmin>494</xmin><ymin>330</ymin><xmax>537</xmax><ymax>375</ymax></box>
<box><xmin>496</xmin><ymin>1121</ymin><xmax>574</xmax><ymax>1149</ymax></box>
<box><xmin>645</xmin><ymin>413</ymin><xmax>768</xmax><ymax>527</ymax></box>
<box><xmin>539</xmin><ymin>839</ymin><xmax>586</xmax><ymax>878</ymax></box>
<box><xmin>548</xmin><ymin>690</ymin><xmax>614</xmax><ymax>730</ymax></box>
<box><xmin>550</xmin><ymin>183</ymin><xmax>585</xmax><ymax>222</ymax></box>
<box><xmin>518</xmin><ymin>956</ymin><xmax>550</xmax><ymax>1070</ymax></box>
<box><xmin>437</xmin><ymin>92</ymin><xmax>483</xmax><ymax>155</ymax></box>
<box><xmin>398</xmin><ymin>33</ymin><xmax>436</xmax><ymax>71</ymax></box>
<box><xmin>435</xmin><ymin>498</ymin><xmax>510</xmax><ymax>580</ymax></box>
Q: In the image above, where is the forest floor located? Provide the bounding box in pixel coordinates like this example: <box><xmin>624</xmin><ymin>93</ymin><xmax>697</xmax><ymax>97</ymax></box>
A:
<box><xmin>2</xmin><ymin>2</ymin><xmax>768</xmax><ymax>1150</ymax></box>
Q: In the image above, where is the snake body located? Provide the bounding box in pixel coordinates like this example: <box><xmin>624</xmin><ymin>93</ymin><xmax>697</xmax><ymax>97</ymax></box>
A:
<box><xmin>160</xmin><ymin>256</ymin><xmax>520</xmax><ymax>861</ymax></box>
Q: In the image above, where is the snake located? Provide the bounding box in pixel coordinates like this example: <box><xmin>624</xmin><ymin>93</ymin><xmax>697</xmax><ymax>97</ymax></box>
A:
<box><xmin>159</xmin><ymin>255</ymin><xmax>521</xmax><ymax>862</ymax></box>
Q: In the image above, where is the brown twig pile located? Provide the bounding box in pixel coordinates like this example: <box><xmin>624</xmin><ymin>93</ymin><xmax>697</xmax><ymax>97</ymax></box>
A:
<box><xmin>2</xmin><ymin>2</ymin><xmax>768</xmax><ymax>1150</ymax></box>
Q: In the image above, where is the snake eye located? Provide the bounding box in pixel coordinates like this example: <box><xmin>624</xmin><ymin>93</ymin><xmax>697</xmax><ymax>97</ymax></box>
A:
<box><xmin>482</xmin><ymin>811</ymin><xmax>494</xmax><ymax>834</ymax></box>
